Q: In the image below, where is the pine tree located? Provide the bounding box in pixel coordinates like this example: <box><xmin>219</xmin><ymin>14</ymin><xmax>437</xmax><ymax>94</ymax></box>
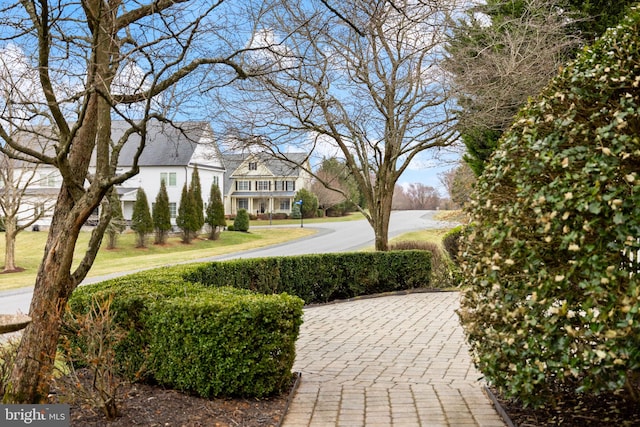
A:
<box><xmin>131</xmin><ymin>188</ymin><xmax>153</xmax><ymax>248</ymax></box>
<box><xmin>176</xmin><ymin>183</ymin><xmax>198</xmax><ymax>243</ymax></box>
<box><xmin>105</xmin><ymin>189</ymin><xmax>126</xmax><ymax>249</ymax></box>
<box><xmin>153</xmin><ymin>180</ymin><xmax>172</xmax><ymax>244</ymax></box>
<box><xmin>189</xmin><ymin>165</ymin><xmax>205</xmax><ymax>236</ymax></box>
<box><xmin>205</xmin><ymin>183</ymin><xmax>226</xmax><ymax>240</ymax></box>
<box><xmin>233</xmin><ymin>208</ymin><xmax>250</xmax><ymax>232</ymax></box>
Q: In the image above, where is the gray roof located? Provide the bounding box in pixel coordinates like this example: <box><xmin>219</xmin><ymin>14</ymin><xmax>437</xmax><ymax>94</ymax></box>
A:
<box><xmin>10</xmin><ymin>120</ymin><xmax>219</xmax><ymax>168</ymax></box>
<box><xmin>113</xmin><ymin>120</ymin><xmax>215</xmax><ymax>167</ymax></box>
<box><xmin>222</xmin><ymin>152</ymin><xmax>308</xmax><ymax>194</ymax></box>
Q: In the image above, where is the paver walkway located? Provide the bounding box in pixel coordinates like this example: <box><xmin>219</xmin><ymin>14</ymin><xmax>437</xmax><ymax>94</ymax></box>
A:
<box><xmin>281</xmin><ymin>292</ymin><xmax>506</xmax><ymax>427</ymax></box>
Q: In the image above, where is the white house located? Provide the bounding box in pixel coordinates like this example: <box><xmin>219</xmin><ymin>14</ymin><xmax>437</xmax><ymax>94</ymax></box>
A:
<box><xmin>222</xmin><ymin>152</ymin><xmax>312</xmax><ymax>216</ymax></box>
<box><xmin>112</xmin><ymin>121</ymin><xmax>225</xmax><ymax>224</ymax></box>
<box><xmin>9</xmin><ymin>121</ymin><xmax>315</xmax><ymax>228</ymax></box>
<box><xmin>11</xmin><ymin>120</ymin><xmax>225</xmax><ymax>228</ymax></box>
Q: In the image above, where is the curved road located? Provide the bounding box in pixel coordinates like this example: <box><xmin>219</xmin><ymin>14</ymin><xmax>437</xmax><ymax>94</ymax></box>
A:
<box><xmin>0</xmin><ymin>210</ymin><xmax>455</xmax><ymax>314</ymax></box>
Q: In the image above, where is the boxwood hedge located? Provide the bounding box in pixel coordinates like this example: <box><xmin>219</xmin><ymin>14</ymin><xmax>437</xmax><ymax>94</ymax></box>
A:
<box><xmin>66</xmin><ymin>266</ymin><xmax>303</xmax><ymax>397</ymax></box>
<box><xmin>66</xmin><ymin>250</ymin><xmax>431</xmax><ymax>397</ymax></box>
<box><xmin>184</xmin><ymin>250</ymin><xmax>432</xmax><ymax>303</ymax></box>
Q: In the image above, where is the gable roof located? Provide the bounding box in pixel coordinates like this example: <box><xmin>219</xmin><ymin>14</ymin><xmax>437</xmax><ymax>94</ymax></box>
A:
<box><xmin>10</xmin><ymin>120</ymin><xmax>221</xmax><ymax>169</ymax></box>
<box><xmin>222</xmin><ymin>152</ymin><xmax>308</xmax><ymax>193</ymax></box>
<box><xmin>113</xmin><ymin>120</ymin><xmax>218</xmax><ymax>167</ymax></box>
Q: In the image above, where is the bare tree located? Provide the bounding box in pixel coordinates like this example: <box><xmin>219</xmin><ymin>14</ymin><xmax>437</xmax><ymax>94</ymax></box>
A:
<box><xmin>405</xmin><ymin>183</ymin><xmax>441</xmax><ymax>210</ymax></box>
<box><xmin>439</xmin><ymin>161</ymin><xmax>476</xmax><ymax>208</ymax></box>
<box><xmin>0</xmin><ymin>152</ymin><xmax>53</xmax><ymax>272</ymax></box>
<box><xmin>444</xmin><ymin>0</ymin><xmax>582</xmax><ymax>175</ymax></box>
<box><xmin>311</xmin><ymin>171</ymin><xmax>348</xmax><ymax>216</ymax></box>
<box><xmin>0</xmin><ymin>1</ymin><xmax>263</xmax><ymax>403</ymax></box>
<box><xmin>220</xmin><ymin>0</ymin><xmax>460</xmax><ymax>250</ymax></box>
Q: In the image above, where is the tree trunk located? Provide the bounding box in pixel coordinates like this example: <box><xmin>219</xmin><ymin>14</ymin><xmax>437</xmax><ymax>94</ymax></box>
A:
<box><xmin>6</xmin><ymin>191</ymin><xmax>85</xmax><ymax>403</ymax></box>
<box><xmin>371</xmin><ymin>188</ymin><xmax>393</xmax><ymax>252</ymax></box>
<box><xmin>3</xmin><ymin>217</ymin><xmax>17</xmax><ymax>272</ymax></box>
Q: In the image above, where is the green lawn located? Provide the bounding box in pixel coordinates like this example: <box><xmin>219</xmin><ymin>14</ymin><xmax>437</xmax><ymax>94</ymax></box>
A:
<box><xmin>0</xmin><ymin>227</ymin><xmax>315</xmax><ymax>291</ymax></box>
<box><xmin>0</xmin><ymin>211</ymin><xmax>459</xmax><ymax>291</ymax></box>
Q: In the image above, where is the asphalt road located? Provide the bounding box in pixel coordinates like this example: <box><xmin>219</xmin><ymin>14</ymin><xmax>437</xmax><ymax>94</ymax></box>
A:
<box><xmin>0</xmin><ymin>210</ymin><xmax>455</xmax><ymax>315</ymax></box>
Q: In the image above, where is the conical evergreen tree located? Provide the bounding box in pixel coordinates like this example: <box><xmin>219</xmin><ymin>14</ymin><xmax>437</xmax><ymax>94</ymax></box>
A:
<box><xmin>153</xmin><ymin>180</ymin><xmax>172</xmax><ymax>244</ymax></box>
<box><xmin>176</xmin><ymin>183</ymin><xmax>198</xmax><ymax>243</ymax></box>
<box><xmin>189</xmin><ymin>165</ymin><xmax>205</xmax><ymax>235</ymax></box>
<box><xmin>205</xmin><ymin>182</ymin><xmax>226</xmax><ymax>240</ymax></box>
<box><xmin>131</xmin><ymin>188</ymin><xmax>153</xmax><ymax>248</ymax></box>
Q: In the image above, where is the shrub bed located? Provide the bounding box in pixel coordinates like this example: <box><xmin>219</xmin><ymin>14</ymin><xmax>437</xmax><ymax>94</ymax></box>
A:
<box><xmin>184</xmin><ymin>250</ymin><xmax>432</xmax><ymax>304</ymax></box>
<box><xmin>65</xmin><ymin>266</ymin><xmax>303</xmax><ymax>398</ymax></box>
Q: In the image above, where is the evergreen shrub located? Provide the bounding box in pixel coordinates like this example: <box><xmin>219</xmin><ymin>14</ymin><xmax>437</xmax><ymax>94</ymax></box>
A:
<box><xmin>233</xmin><ymin>209</ymin><xmax>250</xmax><ymax>232</ymax></box>
<box><xmin>185</xmin><ymin>250</ymin><xmax>432</xmax><ymax>304</ymax></box>
<box><xmin>65</xmin><ymin>266</ymin><xmax>303</xmax><ymax>398</ymax></box>
<box><xmin>459</xmin><ymin>7</ymin><xmax>640</xmax><ymax>407</ymax></box>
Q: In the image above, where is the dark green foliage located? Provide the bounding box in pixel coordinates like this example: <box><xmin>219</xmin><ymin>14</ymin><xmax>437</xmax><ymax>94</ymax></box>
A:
<box><xmin>460</xmin><ymin>8</ymin><xmax>640</xmax><ymax>407</ymax></box>
<box><xmin>442</xmin><ymin>226</ymin><xmax>464</xmax><ymax>264</ymax></box>
<box><xmin>65</xmin><ymin>266</ymin><xmax>303</xmax><ymax>398</ymax></box>
<box><xmin>152</xmin><ymin>180</ymin><xmax>172</xmax><ymax>245</ymax></box>
<box><xmin>131</xmin><ymin>188</ymin><xmax>153</xmax><ymax>248</ymax></box>
<box><xmin>185</xmin><ymin>250</ymin><xmax>432</xmax><ymax>304</ymax></box>
<box><xmin>294</xmin><ymin>188</ymin><xmax>318</xmax><ymax>218</ymax></box>
<box><xmin>148</xmin><ymin>288</ymin><xmax>302</xmax><ymax>397</ymax></box>
<box><xmin>290</xmin><ymin>201</ymin><xmax>301</xmax><ymax>219</ymax></box>
<box><xmin>189</xmin><ymin>166</ymin><xmax>205</xmax><ymax>234</ymax></box>
<box><xmin>233</xmin><ymin>209</ymin><xmax>249</xmax><ymax>232</ymax></box>
<box><xmin>176</xmin><ymin>184</ymin><xmax>198</xmax><ymax>243</ymax></box>
<box><xmin>205</xmin><ymin>183</ymin><xmax>226</xmax><ymax>240</ymax></box>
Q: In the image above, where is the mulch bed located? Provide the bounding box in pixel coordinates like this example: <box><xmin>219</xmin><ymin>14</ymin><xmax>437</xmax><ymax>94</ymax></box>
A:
<box><xmin>490</xmin><ymin>387</ymin><xmax>640</xmax><ymax>426</ymax></box>
<box><xmin>50</xmin><ymin>371</ymin><xmax>297</xmax><ymax>427</ymax></box>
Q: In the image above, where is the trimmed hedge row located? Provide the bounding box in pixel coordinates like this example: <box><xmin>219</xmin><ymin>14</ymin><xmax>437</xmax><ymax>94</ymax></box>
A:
<box><xmin>184</xmin><ymin>250</ymin><xmax>432</xmax><ymax>303</ymax></box>
<box><xmin>66</xmin><ymin>250</ymin><xmax>431</xmax><ymax>397</ymax></box>
<box><xmin>66</xmin><ymin>266</ymin><xmax>303</xmax><ymax>398</ymax></box>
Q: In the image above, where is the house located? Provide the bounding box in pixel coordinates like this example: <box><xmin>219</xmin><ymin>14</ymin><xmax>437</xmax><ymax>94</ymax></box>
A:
<box><xmin>9</xmin><ymin>121</ymin><xmax>313</xmax><ymax>228</ymax></box>
<box><xmin>112</xmin><ymin>121</ymin><xmax>225</xmax><ymax>225</ymax></box>
<box><xmin>222</xmin><ymin>152</ymin><xmax>312</xmax><ymax>217</ymax></box>
<box><xmin>11</xmin><ymin>120</ymin><xmax>225</xmax><ymax>228</ymax></box>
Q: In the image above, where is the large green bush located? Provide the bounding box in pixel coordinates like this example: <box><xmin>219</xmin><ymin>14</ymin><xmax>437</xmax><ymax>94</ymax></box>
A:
<box><xmin>149</xmin><ymin>287</ymin><xmax>301</xmax><ymax>397</ymax></box>
<box><xmin>185</xmin><ymin>250</ymin><xmax>432</xmax><ymax>303</ymax></box>
<box><xmin>65</xmin><ymin>266</ymin><xmax>303</xmax><ymax>398</ymax></box>
<box><xmin>460</xmin><ymin>7</ymin><xmax>640</xmax><ymax>407</ymax></box>
<box><xmin>233</xmin><ymin>208</ymin><xmax>250</xmax><ymax>232</ymax></box>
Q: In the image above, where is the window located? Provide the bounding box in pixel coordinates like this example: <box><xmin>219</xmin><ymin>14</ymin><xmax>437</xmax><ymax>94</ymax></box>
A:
<box><xmin>238</xmin><ymin>198</ymin><xmax>249</xmax><ymax>210</ymax></box>
<box><xmin>285</xmin><ymin>181</ymin><xmax>295</xmax><ymax>191</ymax></box>
<box><xmin>236</xmin><ymin>181</ymin><xmax>250</xmax><ymax>191</ymax></box>
<box><xmin>275</xmin><ymin>181</ymin><xmax>284</xmax><ymax>191</ymax></box>
<box><xmin>213</xmin><ymin>176</ymin><xmax>219</xmax><ymax>186</ymax></box>
<box><xmin>279</xmin><ymin>200</ymin><xmax>290</xmax><ymax>211</ymax></box>
<box><xmin>44</xmin><ymin>174</ymin><xmax>57</xmax><ymax>187</ymax></box>
<box><xmin>161</xmin><ymin>172</ymin><xmax>177</xmax><ymax>186</ymax></box>
<box><xmin>169</xmin><ymin>203</ymin><xmax>177</xmax><ymax>218</ymax></box>
<box><xmin>257</xmin><ymin>180</ymin><xmax>270</xmax><ymax>191</ymax></box>
<box><xmin>248</xmin><ymin>162</ymin><xmax>257</xmax><ymax>170</ymax></box>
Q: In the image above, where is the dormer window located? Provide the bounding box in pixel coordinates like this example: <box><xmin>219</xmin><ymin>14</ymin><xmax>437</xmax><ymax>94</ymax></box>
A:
<box><xmin>248</xmin><ymin>162</ymin><xmax>257</xmax><ymax>170</ymax></box>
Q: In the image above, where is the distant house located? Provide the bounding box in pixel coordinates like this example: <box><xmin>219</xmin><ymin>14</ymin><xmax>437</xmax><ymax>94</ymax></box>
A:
<box><xmin>112</xmin><ymin>121</ymin><xmax>224</xmax><ymax>225</ymax></box>
<box><xmin>12</xmin><ymin>120</ymin><xmax>225</xmax><ymax>228</ymax></box>
<box><xmin>222</xmin><ymin>152</ymin><xmax>312</xmax><ymax>216</ymax></box>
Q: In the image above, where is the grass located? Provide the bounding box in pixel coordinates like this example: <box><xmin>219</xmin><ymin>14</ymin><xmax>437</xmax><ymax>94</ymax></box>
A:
<box><xmin>0</xmin><ymin>227</ymin><xmax>314</xmax><ymax>291</ymax></box>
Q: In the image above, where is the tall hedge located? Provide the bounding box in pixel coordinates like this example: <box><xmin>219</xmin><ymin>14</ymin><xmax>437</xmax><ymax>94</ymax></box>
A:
<box><xmin>185</xmin><ymin>250</ymin><xmax>432</xmax><ymax>304</ymax></box>
<box><xmin>459</xmin><ymin>6</ymin><xmax>640</xmax><ymax>407</ymax></box>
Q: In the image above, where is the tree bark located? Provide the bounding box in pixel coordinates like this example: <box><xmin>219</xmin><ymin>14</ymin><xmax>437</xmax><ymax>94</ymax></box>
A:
<box><xmin>3</xmin><ymin>217</ymin><xmax>17</xmax><ymax>272</ymax></box>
